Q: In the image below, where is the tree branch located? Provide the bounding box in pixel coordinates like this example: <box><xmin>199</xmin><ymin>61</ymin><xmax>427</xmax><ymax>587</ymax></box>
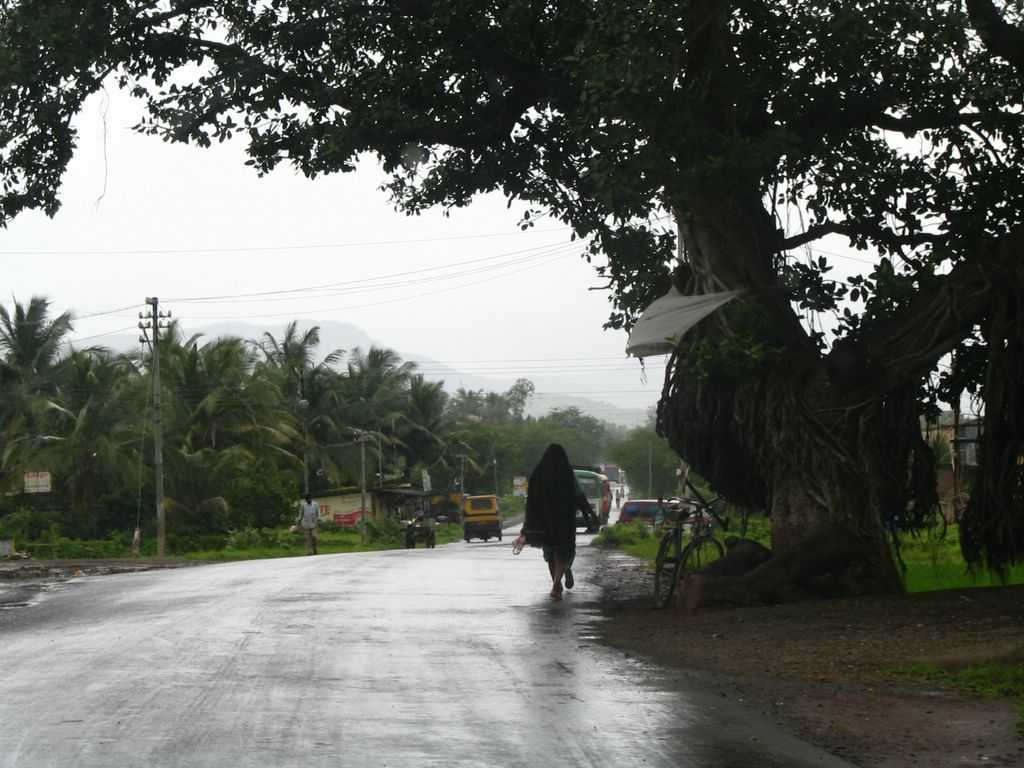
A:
<box><xmin>833</xmin><ymin>225</ymin><xmax>1024</xmax><ymax>398</ymax></box>
<box><xmin>967</xmin><ymin>0</ymin><xmax>1024</xmax><ymax>75</ymax></box>
<box><xmin>779</xmin><ymin>221</ymin><xmax>948</xmax><ymax>253</ymax></box>
<box><xmin>873</xmin><ymin>109</ymin><xmax>1024</xmax><ymax>136</ymax></box>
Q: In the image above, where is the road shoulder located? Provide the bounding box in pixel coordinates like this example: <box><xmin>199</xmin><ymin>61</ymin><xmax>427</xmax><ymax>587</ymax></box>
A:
<box><xmin>591</xmin><ymin>548</ymin><xmax>1024</xmax><ymax>768</ymax></box>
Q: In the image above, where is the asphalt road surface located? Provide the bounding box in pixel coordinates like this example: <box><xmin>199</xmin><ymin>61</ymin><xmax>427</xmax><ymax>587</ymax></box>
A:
<box><xmin>0</xmin><ymin>532</ymin><xmax>852</xmax><ymax>768</ymax></box>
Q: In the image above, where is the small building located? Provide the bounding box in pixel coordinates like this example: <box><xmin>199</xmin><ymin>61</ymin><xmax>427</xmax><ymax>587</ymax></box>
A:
<box><xmin>307</xmin><ymin>487</ymin><xmax>366</xmax><ymax>527</ymax></box>
<box><xmin>307</xmin><ymin>485</ymin><xmax>452</xmax><ymax>527</ymax></box>
<box><xmin>371</xmin><ymin>487</ymin><xmax>435</xmax><ymax>521</ymax></box>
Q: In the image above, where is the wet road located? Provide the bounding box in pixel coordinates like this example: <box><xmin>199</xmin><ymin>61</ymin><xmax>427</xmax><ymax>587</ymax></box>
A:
<box><xmin>0</xmin><ymin>535</ymin><xmax>851</xmax><ymax>767</ymax></box>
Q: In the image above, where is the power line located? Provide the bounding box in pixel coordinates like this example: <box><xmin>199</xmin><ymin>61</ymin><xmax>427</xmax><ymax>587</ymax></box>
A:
<box><xmin>3</xmin><ymin>226</ymin><xmax>574</xmax><ymax>257</ymax></box>
<box><xmin>166</xmin><ymin>239</ymin><xmax>577</xmax><ymax>303</ymax></box>
<box><xmin>177</xmin><ymin>248</ymin><xmax>575</xmax><ymax>321</ymax></box>
<box><xmin>169</xmin><ymin>243</ymin><xmax>574</xmax><ymax>306</ymax></box>
<box><xmin>65</xmin><ymin>325</ymin><xmax>140</xmax><ymax>344</ymax></box>
<box><xmin>11</xmin><ymin>302</ymin><xmax>143</xmax><ymax>327</ymax></box>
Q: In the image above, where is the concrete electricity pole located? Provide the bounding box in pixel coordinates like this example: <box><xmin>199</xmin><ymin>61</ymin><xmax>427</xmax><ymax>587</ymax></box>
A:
<box><xmin>139</xmin><ymin>298</ymin><xmax>170</xmax><ymax>558</ymax></box>
<box><xmin>352</xmin><ymin>430</ymin><xmax>372</xmax><ymax>544</ymax></box>
<box><xmin>298</xmin><ymin>398</ymin><xmax>309</xmax><ymax>496</ymax></box>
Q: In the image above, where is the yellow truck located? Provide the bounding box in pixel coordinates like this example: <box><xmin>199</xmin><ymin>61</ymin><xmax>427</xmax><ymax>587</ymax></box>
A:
<box><xmin>463</xmin><ymin>495</ymin><xmax>503</xmax><ymax>542</ymax></box>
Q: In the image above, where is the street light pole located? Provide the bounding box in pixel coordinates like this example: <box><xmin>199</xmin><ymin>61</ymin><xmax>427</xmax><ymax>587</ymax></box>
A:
<box><xmin>299</xmin><ymin>399</ymin><xmax>309</xmax><ymax>496</ymax></box>
<box><xmin>493</xmin><ymin>455</ymin><xmax>498</xmax><ymax>496</ymax></box>
<box><xmin>360</xmin><ymin>435</ymin><xmax>367</xmax><ymax>544</ymax></box>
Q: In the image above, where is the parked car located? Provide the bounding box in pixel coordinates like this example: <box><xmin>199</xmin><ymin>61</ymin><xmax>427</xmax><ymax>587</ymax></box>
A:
<box><xmin>619</xmin><ymin>499</ymin><xmax>665</xmax><ymax>525</ymax></box>
<box><xmin>463</xmin><ymin>495</ymin><xmax>503</xmax><ymax>542</ymax></box>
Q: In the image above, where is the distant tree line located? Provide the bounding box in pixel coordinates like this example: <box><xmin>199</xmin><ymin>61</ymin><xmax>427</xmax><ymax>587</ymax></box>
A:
<box><xmin>0</xmin><ymin>297</ymin><xmax>672</xmax><ymax>548</ymax></box>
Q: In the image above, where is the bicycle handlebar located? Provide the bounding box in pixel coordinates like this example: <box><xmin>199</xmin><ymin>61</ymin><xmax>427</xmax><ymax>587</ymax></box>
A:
<box><xmin>660</xmin><ymin>478</ymin><xmax>730</xmax><ymax>530</ymax></box>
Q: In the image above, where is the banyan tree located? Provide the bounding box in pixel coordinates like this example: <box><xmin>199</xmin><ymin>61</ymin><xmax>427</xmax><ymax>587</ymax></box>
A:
<box><xmin>2</xmin><ymin>0</ymin><xmax>1022</xmax><ymax>597</ymax></box>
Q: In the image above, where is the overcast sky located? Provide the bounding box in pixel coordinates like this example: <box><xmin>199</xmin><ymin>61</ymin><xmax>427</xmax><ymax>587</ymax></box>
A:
<box><xmin>2</xmin><ymin>86</ymin><xmax>896</xmax><ymax>419</ymax></box>
<box><xmin>1</xmin><ymin>87</ymin><xmax>677</xmax><ymax>416</ymax></box>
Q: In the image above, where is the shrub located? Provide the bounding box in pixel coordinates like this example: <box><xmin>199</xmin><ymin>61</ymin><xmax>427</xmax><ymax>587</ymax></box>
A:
<box><xmin>226</xmin><ymin>528</ymin><xmax>261</xmax><ymax>550</ymax></box>
<box><xmin>0</xmin><ymin>506</ymin><xmax>61</xmax><ymax>542</ymax></box>
<box><xmin>365</xmin><ymin>517</ymin><xmax>403</xmax><ymax>544</ymax></box>
<box><xmin>24</xmin><ymin>536</ymin><xmax>129</xmax><ymax>559</ymax></box>
<box><xmin>593</xmin><ymin>521</ymin><xmax>653</xmax><ymax>548</ymax></box>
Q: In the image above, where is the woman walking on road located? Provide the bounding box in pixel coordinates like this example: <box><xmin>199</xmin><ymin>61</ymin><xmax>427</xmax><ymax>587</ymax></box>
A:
<box><xmin>519</xmin><ymin>444</ymin><xmax>595</xmax><ymax>600</ymax></box>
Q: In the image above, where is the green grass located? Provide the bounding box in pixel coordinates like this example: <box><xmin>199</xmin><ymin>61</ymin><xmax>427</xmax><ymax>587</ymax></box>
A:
<box><xmin>594</xmin><ymin>521</ymin><xmax>658</xmax><ymax>561</ymax></box>
<box><xmin>898</xmin><ymin>526</ymin><xmax>1024</xmax><ymax>592</ymax></box>
<box><xmin>184</xmin><ymin>522</ymin><xmax>465</xmax><ymax>561</ymax></box>
<box><xmin>596</xmin><ymin>515</ymin><xmax>1024</xmax><ymax>594</ymax></box>
<box><xmin>886</xmin><ymin>661</ymin><xmax>1024</xmax><ymax>736</ymax></box>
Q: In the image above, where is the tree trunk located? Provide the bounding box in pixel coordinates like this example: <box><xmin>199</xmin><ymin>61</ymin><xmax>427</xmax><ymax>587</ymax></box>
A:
<box><xmin>658</xmin><ymin>190</ymin><xmax>908</xmax><ymax>603</ymax></box>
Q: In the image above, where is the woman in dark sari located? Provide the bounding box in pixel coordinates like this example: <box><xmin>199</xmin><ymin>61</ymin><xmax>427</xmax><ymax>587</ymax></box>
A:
<box><xmin>521</xmin><ymin>444</ymin><xmax>595</xmax><ymax>600</ymax></box>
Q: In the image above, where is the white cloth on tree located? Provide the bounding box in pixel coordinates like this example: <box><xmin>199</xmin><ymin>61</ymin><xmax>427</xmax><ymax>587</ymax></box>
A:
<box><xmin>625</xmin><ymin>288</ymin><xmax>742</xmax><ymax>357</ymax></box>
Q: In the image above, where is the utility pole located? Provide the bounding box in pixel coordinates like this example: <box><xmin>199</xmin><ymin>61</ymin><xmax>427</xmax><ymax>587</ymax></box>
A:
<box><xmin>139</xmin><ymin>298</ymin><xmax>170</xmax><ymax>558</ymax></box>
<box><xmin>352</xmin><ymin>429</ymin><xmax>371</xmax><ymax>544</ymax></box>
<box><xmin>298</xmin><ymin>399</ymin><xmax>310</xmax><ymax>496</ymax></box>
<box><xmin>492</xmin><ymin>454</ymin><xmax>498</xmax><ymax>496</ymax></box>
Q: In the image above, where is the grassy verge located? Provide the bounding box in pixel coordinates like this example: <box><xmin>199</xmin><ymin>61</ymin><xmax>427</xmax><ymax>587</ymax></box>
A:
<box><xmin>897</xmin><ymin>526</ymin><xmax>1024</xmax><ymax>592</ymax></box>
<box><xmin>886</xmin><ymin>662</ymin><xmax>1024</xmax><ymax>736</ymax></box>
<box><xmin>595</xmin><ymin>515</ymin><xmax>1024</xmax><ymax>593</ymax></box>
<box><xmin>184</xmin><ymin>522</ymin><xmax>465</xmax><ymax>560</ymax></box>
<box><xmin>7</xmin><ymin>522</ymin><xmax>467</xmax><ymax>562</ymax></box>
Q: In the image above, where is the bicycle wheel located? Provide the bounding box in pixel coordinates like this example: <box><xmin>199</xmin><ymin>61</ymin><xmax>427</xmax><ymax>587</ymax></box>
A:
<box><xmin>681</xmin><ymin>535</ymin><xmax>725</xmax><ymax>576</ymax></box>
<box><xmin>654</xmin><ymin>532</ymin><xmax>684</xmax><ymax>609</ymax></box>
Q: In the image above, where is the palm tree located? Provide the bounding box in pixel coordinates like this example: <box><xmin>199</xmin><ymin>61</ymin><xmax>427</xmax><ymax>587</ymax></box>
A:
<box><xmin>0</xmin><ymin>297</ymin><xmax>74</xmax><ymax>493</ymax></box>
<box><xmin>339</xmin><ymin>347</ymin><xmax>415</xmax><ymax>430</ymax></box>
<box><xmin>163</xmin><ymin>445</ymin><xmax>251</xmax><ymax>535</ymax></box>
<box><xmin>0</xmin><ymin>296</ymin><xmax>73</xmax><ymax>383</ymax></box>
<box><xmin>36</xmin><ymin>349</ymin><xmax>143</xmax><ymax>536</ymax></box>
<box><xmin>256</xmin><ymin>321</ymin><xmax>344</xmax><ymax>492</ymax></box>
<box><xmin>256</xmin><ymin>321</ymin><xmax>343</xmax><ymax>401</ymax></box>
<box><xmin>166</xmin><ymin>334</ymin><xmax>290</xmax><ymax>453</ymax></box>
<box><xmin>333</xmin><ymin>347</ymin><xmax>417</xmax><ymax>483</ymax></box>
<box><xmin>397</xmin><ymin>375</ymin><xmax>450</xmax><ymax>474</ymax></box>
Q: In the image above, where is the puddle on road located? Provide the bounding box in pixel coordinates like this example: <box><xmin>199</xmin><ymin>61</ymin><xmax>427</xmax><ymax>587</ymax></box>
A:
<box><xmin>0</xmin><ymin>578</ymin><xmax>76</xmax><ymax>612</ymax></box>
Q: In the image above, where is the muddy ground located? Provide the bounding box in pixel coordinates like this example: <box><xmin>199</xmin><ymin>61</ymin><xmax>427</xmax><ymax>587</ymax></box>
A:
<box><xmin>593</xmin><ymin>549</ymin><xmax>1024</xmax><ymax>768</ymax></box>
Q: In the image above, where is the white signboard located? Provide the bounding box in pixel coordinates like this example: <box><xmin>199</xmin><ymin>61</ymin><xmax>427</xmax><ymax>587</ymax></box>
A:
<box><xmin>23</xmin><ymin>471</ymin><xmax>52</xmax><ymax>494</ymax></box>
<box><xmin>512</xmin><ymin>476</ymin><xmax>528</xmax><ymax>497</ymax></box>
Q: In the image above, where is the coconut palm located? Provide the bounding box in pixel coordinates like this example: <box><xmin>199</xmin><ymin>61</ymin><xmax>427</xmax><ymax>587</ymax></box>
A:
<box><xmin>0</xmin><ymin>296</ymin><xmax>73</xmax><ymax>384</ymax></box>
<box><xmin>0</xmin><ymin>297</ymin><xmax>76</xmax><ymax>488</ymax></box>
<box><xmin>166</xmin><ymin>334</ymin><xmax>291</xmax><ymax>453</ymax></box>
<box><xmin>163</xmin><ymin>445</ymin><xmax>251</xmax><ymax>534</ymax></box>
<box><xmin>256</xmin><ymin>321</ymin><xmax>343</xmax><ymax>401</ymax></box>
<box><xmin>256</xmin><ymin>322</ymin><xmax>345</xmax><ymax>492</ymax></box>
<box><xmin>35</xmin><ymin>349</ymin><xmax>143</xmax><ymax>535</ymax></box>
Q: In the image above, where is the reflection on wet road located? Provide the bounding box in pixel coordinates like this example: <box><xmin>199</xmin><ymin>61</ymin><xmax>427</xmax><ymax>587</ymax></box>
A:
<box><xmin>0</xmin><ymin>537</ymin><xmax>851</xmax><ymax>767</ymax></box>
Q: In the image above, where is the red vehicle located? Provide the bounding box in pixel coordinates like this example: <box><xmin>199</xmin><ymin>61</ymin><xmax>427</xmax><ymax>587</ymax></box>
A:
<box><xmin>619</xmin><ymin>500</ymin><xmax>663</xmax><ymax>525</ymax></box>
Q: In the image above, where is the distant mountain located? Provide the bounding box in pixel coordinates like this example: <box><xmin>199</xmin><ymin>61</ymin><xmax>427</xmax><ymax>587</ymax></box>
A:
<box><xmin>84</xmin><ymin>319</ymin><xmax>653</xmax><ymax>427</ymax></box>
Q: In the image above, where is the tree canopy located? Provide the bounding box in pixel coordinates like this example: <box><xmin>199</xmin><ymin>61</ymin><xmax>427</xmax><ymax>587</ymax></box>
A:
<box><xmin>2</xmin><ymin>1</ymin><xmax>1023</xmax><ymax>577</ymax></box>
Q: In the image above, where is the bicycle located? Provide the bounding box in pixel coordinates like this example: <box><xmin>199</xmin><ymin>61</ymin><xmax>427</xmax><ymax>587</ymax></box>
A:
<box><xmin>653</xmin><ymin>478</ymin><xmax>728</xmax><ymax>609</ymax></box>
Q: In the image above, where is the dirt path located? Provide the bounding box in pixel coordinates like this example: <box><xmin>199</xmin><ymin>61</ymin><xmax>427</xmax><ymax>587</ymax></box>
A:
<box><xmin>592</xmin><ymin>549</ymin><xmax>1024</xmax><ymax>767</ymax></box>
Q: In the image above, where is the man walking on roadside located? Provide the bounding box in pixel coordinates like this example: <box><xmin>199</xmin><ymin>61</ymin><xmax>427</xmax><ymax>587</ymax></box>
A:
<box><xmin>297</xmin><ymin>493</ymin><xmax>320</xmax><ymax>555</ymax></box>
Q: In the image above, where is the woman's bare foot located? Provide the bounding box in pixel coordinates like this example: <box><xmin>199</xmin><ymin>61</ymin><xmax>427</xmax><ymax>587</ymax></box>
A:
<box><xmin>550</xmin><ymin>583</ymin><xmax>563</xmax><ymax>600</ymax></box>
